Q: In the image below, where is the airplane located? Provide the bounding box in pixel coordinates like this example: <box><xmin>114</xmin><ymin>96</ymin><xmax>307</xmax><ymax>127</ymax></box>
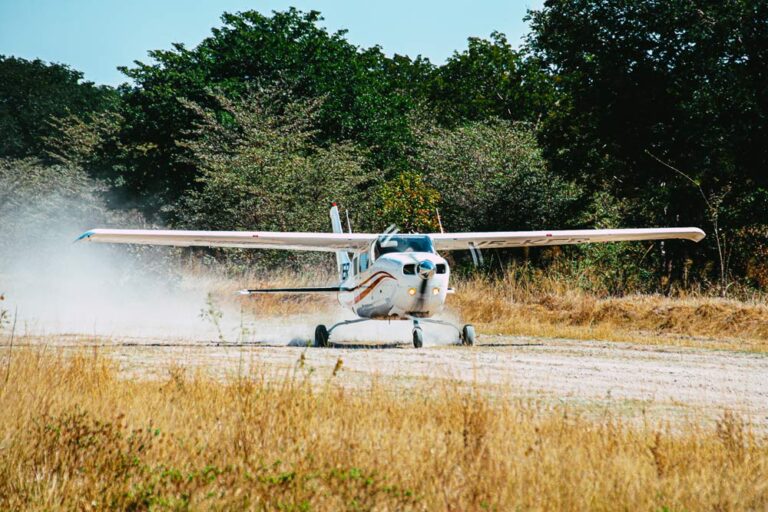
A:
<box><xmin>77</xmin><ymin>205</ymin><xmax>705</xmax><ymax>348</ymax></box>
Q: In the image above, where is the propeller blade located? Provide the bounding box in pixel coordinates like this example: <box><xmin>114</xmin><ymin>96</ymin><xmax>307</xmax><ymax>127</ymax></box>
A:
<box><xmin>416</xmin><ymin>276</ymin><xmax>430</xmax><ymax>310</ymax></box>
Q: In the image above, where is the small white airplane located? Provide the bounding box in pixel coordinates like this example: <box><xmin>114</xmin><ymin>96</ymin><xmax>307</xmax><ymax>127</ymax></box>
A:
<box><xmin>77</xmin><ymin>205</ymin><xmax>705</xmax><ymax>347</ymax></box>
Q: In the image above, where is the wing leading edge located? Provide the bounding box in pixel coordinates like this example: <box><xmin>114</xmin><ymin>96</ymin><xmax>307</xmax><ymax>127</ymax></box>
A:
<box><xmin>77</xmin><ymin>227</ymin><xmax>705</xmax><ymax>252</ymax></box>
<box><xmin>429</xmin><ymin>227</ymin><xmax>705</xmax><ymax>251</ymax></box>
<box><xmin>76</xmin><ymin>229</ymin><xmax>376</xmax><ymax>252</ymax></box>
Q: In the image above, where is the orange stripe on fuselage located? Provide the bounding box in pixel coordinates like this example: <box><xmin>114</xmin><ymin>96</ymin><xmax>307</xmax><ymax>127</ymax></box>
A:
<box><xmin>353</xmin><ymin>271</ymin><xmax>393</xmax><ymax>289</ymax></box>
<box><xmin>353</xmin><ymin>272</ymin><xmax>395</xmax><ymax>304</ymax></box>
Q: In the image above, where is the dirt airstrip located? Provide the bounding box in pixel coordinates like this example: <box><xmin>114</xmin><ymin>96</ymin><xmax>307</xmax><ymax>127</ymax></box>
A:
<box><xmin>11</xmin><ymin>331</ymin><xmax>768</xmax><ymax>429</ymax></box>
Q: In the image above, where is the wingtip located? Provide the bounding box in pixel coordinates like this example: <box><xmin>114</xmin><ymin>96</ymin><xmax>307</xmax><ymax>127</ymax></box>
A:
<box><xmin>74</xmin><ymin>230</ymin><xmax>95</xmax><ymax>242</ymax></box>
<box><xmin>691</xmin><ymin>228</ymin><xmax>706</xmax><ymax>242</ymax></box>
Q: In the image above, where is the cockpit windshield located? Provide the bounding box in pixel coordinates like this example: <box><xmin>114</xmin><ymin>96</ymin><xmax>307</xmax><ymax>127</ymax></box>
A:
<box><xmin>374</xmin><ymin>235</ymin><xmax>434</xmax><ymax>258</ymax></box>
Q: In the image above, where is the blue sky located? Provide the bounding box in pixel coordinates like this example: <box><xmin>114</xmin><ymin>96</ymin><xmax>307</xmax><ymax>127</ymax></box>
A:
<box><xmin>0</xmin><ymin>0</ymin><xmax>543</xmax><ymax>86</ymax></box>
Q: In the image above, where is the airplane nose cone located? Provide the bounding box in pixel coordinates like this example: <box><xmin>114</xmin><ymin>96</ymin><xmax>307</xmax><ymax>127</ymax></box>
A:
<box><xmin>418</xmin><ymin>260</ymin><xmax>436</xmax><ymax>280</ymax></box>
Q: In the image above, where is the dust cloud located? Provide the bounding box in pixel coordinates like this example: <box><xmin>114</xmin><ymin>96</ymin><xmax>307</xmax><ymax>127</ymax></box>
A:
<box><xmin>0</xmin><ymin>196</ymin><xmax>217</xmax><ymax>339</ymax></box>
<box><xmin>0</xmin><ymin>189</ymin><xmax>460</xmax><ymax>346</ymax></box>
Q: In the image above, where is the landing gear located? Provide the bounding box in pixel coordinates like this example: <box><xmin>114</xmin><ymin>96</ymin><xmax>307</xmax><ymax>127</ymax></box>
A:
<box><xmin>407</xmin><ymin>316</ymin><xmax>476</xmax><ymax>346</ymax></box>
<box><xmin>461</xmin><ymin>324</ymin><xmax>476</xmax><ymax>346</ymax></box>
<box><xmin>412</xmin><ymin>326</ymin><xmax>424</xmax><ymax>348</ymax></box>
<box><xmin>311</xmin><ymin>318</ymin><xmax>475</xmax><ymax>348</ymax></box>
<box><xmin>314</xmin><ymin>324</ymin><xmax>330</xmax><ymax>348</ymax></box>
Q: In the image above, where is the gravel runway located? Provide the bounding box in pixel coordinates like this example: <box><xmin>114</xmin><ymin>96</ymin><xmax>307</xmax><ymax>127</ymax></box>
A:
<box><xmin>18</xmin><ymin>331</ymin><xmax>768</xmax><ymax>427</ymax></box>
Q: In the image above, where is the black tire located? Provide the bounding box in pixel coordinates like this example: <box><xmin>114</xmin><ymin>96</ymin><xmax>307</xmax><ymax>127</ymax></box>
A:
<box><xmin>412</xmin><ymin>327</ymin><xmax>424</xmax><ymax>348</ymax></box>
<box><xmin>461</xmin><ymin>324</ymin><xmax>476</xmax><ymax>346</ymax></box>
<box><xmin>314</xmin><ymin>324</ymin><xmax>330</xmax><ymax>348</ymax></box>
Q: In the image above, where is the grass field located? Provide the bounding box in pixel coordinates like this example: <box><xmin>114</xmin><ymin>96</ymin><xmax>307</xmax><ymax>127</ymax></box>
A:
<box><xmin>0</xmin><ymin>348</ymin><xmax>766</xmax><ymax>511</ymax></box>
<box><xmin>2</xmin><ymin>269</ymin><xmax>768</xmax><ymax>510</ymax></box>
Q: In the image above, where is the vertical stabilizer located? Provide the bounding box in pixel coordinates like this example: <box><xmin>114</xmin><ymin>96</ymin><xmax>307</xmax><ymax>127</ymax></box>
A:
<box><xmin>330</xmin><ymin>204</ymin><xmax>352</xmax><ymax>282</ymax></box>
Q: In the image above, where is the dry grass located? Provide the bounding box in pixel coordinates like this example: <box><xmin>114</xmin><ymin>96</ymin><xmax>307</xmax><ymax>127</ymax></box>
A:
<box><xmin>450</xmin><ymin>274</ymin><xmax>768</xmax><ymax>352</ymax></box>
<box><xmin>0</xmin><ymin>349</ymin><xmax>767</xmax><ymax>511</ymax></box>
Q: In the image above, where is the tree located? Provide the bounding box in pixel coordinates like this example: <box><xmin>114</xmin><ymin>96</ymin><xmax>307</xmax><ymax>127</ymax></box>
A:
<box><xmin>526</xmin><ymin>0</ymin><xmax>768</xmax><ymax>286</ymax></box>
<box><xmin>113</xmin><ymin>9</ymin><xmax>429</xmax><ymax>212</ymax></box>
<box><xmin>377</xmin><ymin>171</ymin><xmax>441</xmax><ymax>233</ymax></box>
<box><xmin>412</xmin><ymin>119</ymin><xmax>579</xmax><ymax>233</ymax></box>
<box><xmin>0</xmin><ymin>56</ymin><xmax>116</xmax><ymax>160</ymax></box>
<box><xmin>171</xmin><ymin>91</ymin><xmax>376</xmax><ymax>267</ymax></box>
<box><xmin>428</xmin><ymin>32</ymin><xmax>555</xmax><ymax>124</ymax></box>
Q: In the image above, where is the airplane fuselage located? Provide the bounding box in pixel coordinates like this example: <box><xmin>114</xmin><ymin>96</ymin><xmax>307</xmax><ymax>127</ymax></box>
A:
<box><xmin>337</xmin><ymin>242</ymin><xmax>450</xmax><ymax>320</ymax></box>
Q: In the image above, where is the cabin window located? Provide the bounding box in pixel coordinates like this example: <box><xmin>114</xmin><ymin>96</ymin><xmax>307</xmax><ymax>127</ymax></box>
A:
<box><xmin>359</xmin><ymin>253</ymin><xmax>370</xmax><ymax>272</ymax></box>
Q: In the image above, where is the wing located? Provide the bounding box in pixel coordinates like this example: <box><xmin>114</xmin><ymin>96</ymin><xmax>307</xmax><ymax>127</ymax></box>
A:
<box><xmin>76</xmin><ymin>229</ymin><xmax>376</xmax><ymax>252</ymax></box>
<box><xmin>430</xmin><ymin>227</ymin><xmax>705</xmax><ymax>251</ymax></box>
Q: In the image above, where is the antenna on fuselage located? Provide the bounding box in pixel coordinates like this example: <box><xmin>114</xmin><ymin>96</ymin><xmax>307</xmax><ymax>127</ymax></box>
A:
<box><xmin>345</xmin><ymin>208</ymin><xmax>353</xmax><ymax>234</ymax></box>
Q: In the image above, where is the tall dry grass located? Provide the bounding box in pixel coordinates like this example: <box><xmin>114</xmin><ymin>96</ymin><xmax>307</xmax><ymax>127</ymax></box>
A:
<box><xmin>0</xmin><ymin>349</ymin><xmax>766</xmax><ymax>511</ymax></box>
<box><xmin>451</xmin><ymin>273</ymin><xmax>768</xmax><ymax>351</ymax></box>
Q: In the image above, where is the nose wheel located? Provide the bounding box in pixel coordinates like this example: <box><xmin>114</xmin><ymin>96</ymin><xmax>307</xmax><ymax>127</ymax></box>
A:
<box><xmin>412</xmin><ymin>326</ymin><xmax>424</xmax><ymax>348</ymax></box>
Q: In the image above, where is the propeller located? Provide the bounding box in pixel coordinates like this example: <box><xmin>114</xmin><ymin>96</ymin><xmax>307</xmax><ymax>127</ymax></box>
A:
<box><xmin>415</xmin><ymin>260</ymin><xmax>436</xmax><ymax>311</ymax></box>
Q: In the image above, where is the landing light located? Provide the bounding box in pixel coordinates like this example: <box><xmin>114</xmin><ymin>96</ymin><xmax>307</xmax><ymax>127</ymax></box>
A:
<box><xmin>408</xmin><ymin>288</ymin><xmax>417</xmax><ymax>296</ymax></box>
<box><xmin>432</xmin><ymin>287</ymin><xmax>440</xmax><ymax>295</ymax></box>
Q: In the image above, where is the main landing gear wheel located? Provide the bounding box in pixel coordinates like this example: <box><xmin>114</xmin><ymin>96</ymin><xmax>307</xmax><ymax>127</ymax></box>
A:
<box><xmin>412</xmin><ymin>327</ymin><xmax>424</xmax><ymax>348</ymax></box>
<box><xmin>461</xmin><ymin>324</ymin><xmax>476</xmax><ymax>346</ymax></box>
<box><xmin>314</xmin><ymin>324</ymin><xmax>330</xmax><ymax>348</ymax></box>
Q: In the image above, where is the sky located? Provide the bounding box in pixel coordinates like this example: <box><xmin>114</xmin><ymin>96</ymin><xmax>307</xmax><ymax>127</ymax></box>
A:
<box><xmin>0</xmin><ymin>0</ymin><xmax>544</xmax><ymax>86</ymax></box>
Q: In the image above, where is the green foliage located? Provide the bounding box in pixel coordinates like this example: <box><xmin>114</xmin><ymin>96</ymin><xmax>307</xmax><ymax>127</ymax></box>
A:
<box><xmin>527</xmin><ymin>0</ymin><xmax>768</xmax><ymax>280</ymax></box>
<box><xmin>0</xmin><ymin>158</ymin><xmax>98</xmax><ymax>229</ymax></box>
<box><xmin>172</xmin><ymin>91</ymin><xmax>375</xmax><ymax>267</ymax></box>
<box><xmin>0</xmin><ymin>56</ymin><xmax>116</xmax><ymax>160</ymax></box>
<box><xmin>174</xmin><ymin>91</ymin><xmax>373</xmax><ymax>231</ymax></box>
<box><xmin>44</xmin><ymin>111</ymin><xmax>123</xmax><ymax>169</ymax></box>
<box><xmin>567</xmin><ymin>192</ymin><xmax>656</xmax><ymax>295</ymax></box>
<box><xmin>428</xmin><ymin>32</ymin><xmax>555</xmax><ymax>124</ymax></box>
<box><xmin>113</xmin><ymin>9</ymin><xmax>427</xmax><ymax>208</ymax></box>
<box><xmin>0</xmin><ymin>157</ymin><xmax>176</xmax><ymax>278</ymax></box>
<box><xmin>377</xmin><ymin>171</ymin><xmax>441</xmax><ymax>233</ymax></box>
<box><xmin>413</xmin><ymin>119</ymin><xmax>579</xmax><ymax>232</ymax></box>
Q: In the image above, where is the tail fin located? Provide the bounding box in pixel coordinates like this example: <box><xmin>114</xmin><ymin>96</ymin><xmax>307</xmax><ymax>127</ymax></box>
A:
<box><xmin>330</xmin><ymin>203</ymin><xmax>351</xmax><ymax>282</ymax></box>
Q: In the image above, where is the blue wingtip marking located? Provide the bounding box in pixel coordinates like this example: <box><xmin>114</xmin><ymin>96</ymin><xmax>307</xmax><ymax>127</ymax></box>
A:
<box><xmin>75</xmin><ymin>230</ymin><xmax>95</xmax><ymax>242</ymax></box>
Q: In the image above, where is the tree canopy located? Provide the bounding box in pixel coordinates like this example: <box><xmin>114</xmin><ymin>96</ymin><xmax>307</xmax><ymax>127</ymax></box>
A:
<box><xmin>0</xmin><ymin>56</ymin><xmax>116</xmax><ymax>160</ymax></box>
<box><xmin>3</xmin><ymin>5</ymin><xmax>767</xmax><ymax>291</ymax></box>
